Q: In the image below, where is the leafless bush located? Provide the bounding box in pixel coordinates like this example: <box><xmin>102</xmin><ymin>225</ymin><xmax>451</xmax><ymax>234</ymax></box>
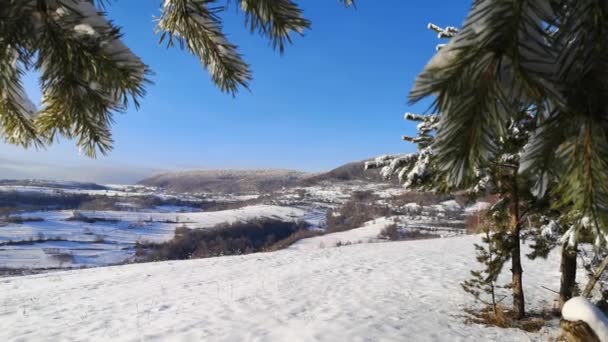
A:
<box><xmin>350</xmin><ymin>190</ymin><xmax>377</xmax><ymax>202</ymax></box>
<box><xmin>378</xmin><ymin>224</ymin><xmax>401</xmax><ymax>241</ymax></box>
<box><xmin>65</xmin><ymin>211</ymin><xmax>119</xmax><ymax>224</ymax></box>
<box><xmin>326</xmin><ymin>199</ymin><xmax>394</xmax><ymax>233</ymax></box>
<box><xmin>391</xmin><ymin>192</ymin><xmax>453</xmax><ymax>206</ymax></box>
<box><xmin>1</xmin><ymin>216</ymin><xmax>44</xmax><ymax>224</ymax></box>
<box><xmin>266</xmin><ymin>229</ymin><xmax>322</xmax><ymax>251</ymax></box>
<box><xmin>51</xmin><ymin>253</ymin><xmax>74</xmax><ymax>264</ymax></box>
<box><xmin>465</xmin><ymin>210</ymin><xmax>489</xmax><ymax>234</ymax></box>
<box><xmin>78</xmin><ymin>198</ymin><xmax>117</xmax><ymax>211</ymax></box>
<box><xmin>137</xmin><ymin>219</ymin><xmax>310</xmax><ymax>261</ymax></box>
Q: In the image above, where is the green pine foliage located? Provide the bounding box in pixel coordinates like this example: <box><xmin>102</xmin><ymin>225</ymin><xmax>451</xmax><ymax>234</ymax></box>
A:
<box><xmin>462</xmin><ymin>212</ymin><xmax>512</xmax><ymax>311</ymax></box>
<box><xmin>409</xmin><ymin>0</ymin><xmax>608</xmax><ymax>245</ymax></box>
<box><xmin>0</xmin><ymin>0</ymin><xmax>354</xmax><ymax>156</ymax></box>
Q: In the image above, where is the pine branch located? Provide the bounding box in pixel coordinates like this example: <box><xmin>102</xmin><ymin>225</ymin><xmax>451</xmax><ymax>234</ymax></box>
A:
<box><xmin>0</xmin><ymin>45</ymin><xmax>40</xmax><ymax>147</ymax></box>
<box><xmin>34</xmin><ymin>0</ymin><xmax>149</xmax><ymax>157</ymax></box>
<box><xmin>337</xmin><ymin>0</ymin><xmax>356</xmax><ymax>8</ymax></box>
<box><xmin>239</xmin><ymin>0</ymin><xmax>310</xmax><ymax>53</ymax></box>
<box><xmin>158</xmin><ymin>0</ymin><xmax>251</xmax><ymax>95</ymax></box>
<box><xmin>409</xmin><ymin>0</ymin><xmax>556</xmax><ymax>188</ymax></box>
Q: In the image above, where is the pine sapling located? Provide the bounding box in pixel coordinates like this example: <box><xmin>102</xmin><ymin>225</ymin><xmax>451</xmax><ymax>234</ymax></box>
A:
<box><xmin>462</xmin><ymin>216</ymin><xmax>511</xmax><ymax>316</ymax></box>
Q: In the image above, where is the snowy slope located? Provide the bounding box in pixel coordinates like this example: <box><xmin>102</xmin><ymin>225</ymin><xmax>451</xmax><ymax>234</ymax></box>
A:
<box><xmin>289</xmin><ymin>217</ymin><xmax>395</xmax><ymax>251</ymax></box>
<box><xmin>0</xmin><ymin>235</ymin><xmax>561</xmax><ymax>341</ymax></box>
<box><xmin>0</xmin><ymin>205</ymin><xmax>308</xmax><ymax>269</ymax></box>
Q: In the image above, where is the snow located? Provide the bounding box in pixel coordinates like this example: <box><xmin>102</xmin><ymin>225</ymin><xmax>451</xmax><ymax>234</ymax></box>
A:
<box><xmin>465</xmin><ymin>201</ymin><xmax>491</xmax><ymax>213</ymax></box>
<box><xmin>0</xmin><ymin>235</ymin><xmax>561</xmax><ymax>340</ymax></box>
<box><xmin>439</xmin><ymin>199</ymin><xmax>462</xmax><ymax>211</ymax></box>
<box><xmin>562</xmin><ymin>297</ymin><xmax>608</xmax><ymax>342</ymax></box>
<box><xmin>0</xmin><ymin>241</ymin><xmax>132</xmax><ymax>269</ymax></box>
<box><xmin>289</xmin><ymin>217</ymin><xmax>395</xmax><ymax>251</ymax></box>
<box><xmin>0</xmin><ymin>205</ymin><xmax>308</xmax><ymax>269</ymax></box>
<box><xmin>404</xmin><ymin>202</ymin><xmax>422</xmax><ymax>209</ymax></box>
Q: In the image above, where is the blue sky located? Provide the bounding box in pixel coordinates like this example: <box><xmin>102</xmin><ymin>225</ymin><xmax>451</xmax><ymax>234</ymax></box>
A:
<box><xmin>1</xmin><ymin>1</ymin><xmax>471</xmax><ymax>177</ymax></box>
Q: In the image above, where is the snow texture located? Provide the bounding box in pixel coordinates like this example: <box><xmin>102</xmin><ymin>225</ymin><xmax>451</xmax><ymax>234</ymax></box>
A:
<box><xmin>288</xmin><ymin>217</ymin><xmax>395</xmax><ymax>251</ymax></box>
<box><xmin>0</xmin><ymin>205</ymin><xmax>307</xmax><ymax>269</ymax></box>
<box><xmin>562</xmin><ymin>297</ymin><xmax>608</xmax><ymax>342</ymax></box>
<box><xmin>0</xmin><ymin>235</ymin><xmax>560</xmax><ymax>341</ymax></box>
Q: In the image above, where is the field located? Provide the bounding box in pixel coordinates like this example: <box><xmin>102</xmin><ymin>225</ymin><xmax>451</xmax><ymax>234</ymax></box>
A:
<box><xmin>0</xmin><ymin>235</ymin><xmax>564</xmax><ymax>341</ymax></box>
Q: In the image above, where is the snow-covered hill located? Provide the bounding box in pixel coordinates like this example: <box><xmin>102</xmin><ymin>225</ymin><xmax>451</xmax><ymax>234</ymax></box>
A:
<box><xmin>139</xmin><ymin>169</ymin><xmax>308</xmax><ymax>193</ymax></box>
<box><xmin>0</xmin><ymin>205</ymin><xmax>307</xmax><ymax>269</ymax></box>
<box><xmin>0</xmin><ymin>236</ymin><xmax>561</xmax><ymax>341</ymax></box>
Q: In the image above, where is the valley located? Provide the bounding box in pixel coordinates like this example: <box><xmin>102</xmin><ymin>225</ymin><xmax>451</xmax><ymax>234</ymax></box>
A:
<box><xmin>0</xmin><ymin>164</ymin><xmax>477</xmax><ymax>272</ymax></box>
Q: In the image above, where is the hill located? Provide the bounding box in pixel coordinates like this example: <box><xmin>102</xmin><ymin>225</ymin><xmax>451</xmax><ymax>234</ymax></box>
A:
<box><xmin>298</xmin><ymin>160</ymin><xmax>395</xmax><ymax>186</ymax></box>
<box><xmin>139</xmin><ymin>159</ymin><xmax>395</xmax><ymax>194</ymax></box>
<box><xmin>0</xmin><ymin>235</ymin><xmax>560</xmax><ymax>340</ymax></box>
<box><xmin>139</xmin><ymin>169</ymin><xmax>308</xmax><ymax>193</ymax></box>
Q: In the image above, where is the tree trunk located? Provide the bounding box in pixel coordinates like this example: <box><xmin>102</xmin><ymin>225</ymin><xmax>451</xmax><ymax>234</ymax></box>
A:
<box><xmin>560</xmin><ymin>243</ymin><xmax>578</xmax><ymax>308</ymax></box>
<box><xmin>560</xmin><ymin>319</ymin><xmax>601</xmax><ymax>342</ymax></box>
<box><xmin>510</xmin><ymin>178</ymin><xmax>525</xmax><ymax>319</ymax></box>
<box><xmin>511</xmin><ymin>225</ymin><xmax>525</xmax><ymax>319</ymax></box>
<box><xmin>583</xmin><ymin>253</ymin><xmax>608</xmax><ymax>297</ymax></box>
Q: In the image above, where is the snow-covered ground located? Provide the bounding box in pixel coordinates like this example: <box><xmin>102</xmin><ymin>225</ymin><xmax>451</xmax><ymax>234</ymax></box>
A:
<box><xmin>0</xmin><ymin>205</ymin><xmax>308</xmax><ymax>269</ymax></box>
<box><xmin>0</xmin><ymin>177</ymin><xmax>485</xmax><ymax>271</ymax></box>
<box><xmin>0</xmin><ymin>182</ymin><xmax>260</xmax><ymax>204</ymax></box>
<box><xmin>0</xmin><ymin>235</ymin><xmax>562</xmax><ymax>341</ymax></box>
<box><xmin>288</xmin><ymin>215</ymin><xmax>463</xmax><ymax>251</ymax></box>
<box><xmin>289</xmin><ymin>217</ymin><xmax>395</xmax><ymax>251</ymax></box>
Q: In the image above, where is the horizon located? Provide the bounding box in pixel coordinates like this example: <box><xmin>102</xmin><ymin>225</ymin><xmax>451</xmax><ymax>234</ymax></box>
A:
<box><xmin>0</xmin><ymin>154</ymin><xmax>374</xmax><ymax>184</ymax></box>
<box><xmin>0</xmin><ymin>1</ymin><xmax>471</xmax><ymax>182</ymax></box>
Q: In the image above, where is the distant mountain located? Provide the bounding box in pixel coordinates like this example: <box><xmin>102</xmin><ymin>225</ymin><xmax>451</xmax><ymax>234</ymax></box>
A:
<box><xmin>0</xmin><ymin>157</ymin><xmax>156</xmax><ymax>184</ymax></box>
<box><xmin>298</xmin><ymin>160</ymin><xmax>395</xmax><ymax>186</ymax></box>
<box><xmin>0</xmin><ymin>179</ymin><xmax>108</xmax><ymax>190</ymax></box>
<box><xmin>138</xmin><ymin>169</ymin><xmax>308</xmax><ymax>193</ymax></box>
<box><xmin>139</xmin><ymin>159</ymin><xmax>396</xmax><ymax>194</ymax></box>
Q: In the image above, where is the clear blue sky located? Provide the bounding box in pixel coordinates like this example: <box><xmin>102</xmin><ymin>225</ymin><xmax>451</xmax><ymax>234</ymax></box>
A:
<box><xmin>1</xmin><ymin>1</ymin><xmax>471</xmax><ymax>175</ymax></box>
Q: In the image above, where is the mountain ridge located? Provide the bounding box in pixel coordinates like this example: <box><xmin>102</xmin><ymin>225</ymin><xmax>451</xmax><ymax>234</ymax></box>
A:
<box><xmin>138</xmin><ymin>159</ymin><xmax>395</xmax><ymax>193</ymax></box>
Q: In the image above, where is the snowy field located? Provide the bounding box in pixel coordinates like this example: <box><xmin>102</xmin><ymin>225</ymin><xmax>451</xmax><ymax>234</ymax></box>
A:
<box><xmin>0</xmin><ymin>177</ymin><xmax>474</xmax><ymax>271</ymax></box>
<box><xmin>0</xmin><ymin>235</ymin><xmax>562</xmax><ymax>341</ymax></box>
<box><xmin>0</xmin><ymin>205</ymin><xmax>308</xmax><ymax>269</ymax></box>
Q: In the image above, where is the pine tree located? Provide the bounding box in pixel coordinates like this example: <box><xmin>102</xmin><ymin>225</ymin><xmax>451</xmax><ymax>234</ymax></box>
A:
<box><xmin>0</xmin><ymin>0</ymin><xmax>354</xmax><ymax>156</ymax></box>
<box><xmin>409</xmin><ymin>1</ymin><xmax>608</xmax><ymax>311</ymax></box>
<box><xmin>461</xmin><ymin>212</ymin><xmax>511</xmax><ymax>317</ymax></box>
<box><xmin>369</xmin><ymin>23</ymin><xmax>544</xmax><ymax>319</ymax></box>
<box><xmin>365</xmin><ymin>113</ymin><xmax>440</xmax><ymax>190</ymax></box>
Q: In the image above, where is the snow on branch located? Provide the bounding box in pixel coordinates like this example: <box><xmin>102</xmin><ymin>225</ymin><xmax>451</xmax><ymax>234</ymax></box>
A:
<box><xmin>427</xmin><ymin>23</ymin><xmax>458</xmax><ymax>50</ymax></box>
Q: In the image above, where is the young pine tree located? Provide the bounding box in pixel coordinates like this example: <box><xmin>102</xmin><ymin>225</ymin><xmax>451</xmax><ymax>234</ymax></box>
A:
<box><xmin>461</xmin><ymin>212</ymin><xmax>511</xmax><ymax>317</ymax></box>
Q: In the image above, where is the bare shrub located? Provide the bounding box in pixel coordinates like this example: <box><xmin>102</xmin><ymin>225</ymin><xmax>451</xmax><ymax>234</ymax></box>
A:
<box><xmin>404</xmin><ymin>230</ymin><xmax>440</xmax><ymax>240</ymax></box>
<box><xmin>465</xmin><ymin>306</ymin><xmax>550</xmax><ymax>333</ymax></box>
<box><xmin>137</xmin><ymin>219</ymin><xmax>310</xmax><ymax>261</ymax></box>
<box><xmin>326</xmin><ymin>199</ymin><xmax>394</xmax><ymax>233</ymax></box>
<box><xmin>378</xmin><ymin>224</ymin><xmax>439</xmax><ymax>241</ymax></box>
<box><xmin>0</xmin><ymin>237</ymin><xmax>66</xmax><ymax>246</ymax></box>
<box><xmin>464</xmin><ymin>210</ymin><xmax>490</xmax><ymax>234</ymax></box>
<box><xmin>51</xmin><ymin>253</ymin><xmax>74</xmax><ymax>264</ymax></box>
<box><xmin>65</xmin><ymin>211</ymin><xmax>119</xmax><ymax>224</ymax></box>
<box><xmin>350</xmin><ymin>190</ymin><xmax>376</xmax><ymax>202</ymax></box>
<box><xmin>391</xmin><ymin>192</ymin><xmax>453</xmax><ymax>206</ymax></box>
<box><xmin>378</xmin><ymin>224</ymin><xmax>400</xmax><ymax>241</ymax></box>
<box><xmin>1</xmin><ymin>216</ymin><xmax>44</xmax><ymax>224</ymax></box>
<box><xmin>78</xmin><ymin>198</ymin><xmax>117</xmax><ymax>211</ymax></box>
<box><xmin>266</xmin><ymin>229</ymin><xmax>322</xmax><ymax>251</ymax></box>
